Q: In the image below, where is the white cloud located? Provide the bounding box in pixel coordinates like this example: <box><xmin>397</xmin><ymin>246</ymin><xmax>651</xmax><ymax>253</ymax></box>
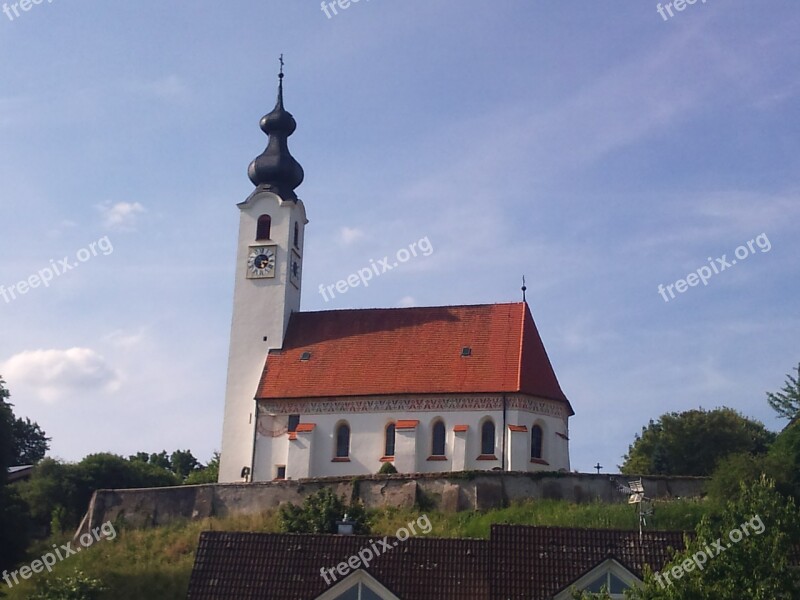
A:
<box><xmin>98</xmin><ymin>201</ymin><xmax>146</xmax><ymax>231</ymax></box>
<box><xmin>1</xmin><ymin>348</ymin><xmax>123</xmax><ymax>403</ymax></box>
<box><xmin>339</xmin><ymin>226</ymin><xmax>366</xmax><ymax>245</ymax></box>
<box><xmin>397</xmin><ymin>296</ymin><xmax>416</xmax><ymax>307</ymax></box>
<box><xmin>104</xmin><ymin>329</ymin><xmax>146</xmax><ymax>349</ymax></box>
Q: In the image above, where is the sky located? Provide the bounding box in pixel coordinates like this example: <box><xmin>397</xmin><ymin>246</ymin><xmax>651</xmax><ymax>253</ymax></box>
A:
<box><xmin>0</xmin><ymin>0</ymin><xmax>798</xmax><ymax>473</ymax></box>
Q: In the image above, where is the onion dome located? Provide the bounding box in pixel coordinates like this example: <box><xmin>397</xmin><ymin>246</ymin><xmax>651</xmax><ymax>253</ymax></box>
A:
<box><xmin>247</xmin><ymin>59</ymin><xmax>304</xmax><ymax>200</ymax></box>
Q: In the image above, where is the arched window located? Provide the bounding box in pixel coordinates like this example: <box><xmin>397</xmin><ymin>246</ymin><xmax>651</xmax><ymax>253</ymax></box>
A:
<box><xmin>335</xmin><ymin>423</ymin><xmax>350</xmax><ymax>458</ymax></box>
<box><xmin>256</xmin><ymin>214</ymin><xmax>271</xmax><ymax>240</ymax></box>
<box><xmin>293</xmin><ymin>221</ymin><xmax>300</xmax><ymax>248</ymax></box>
<box><xmin>431</xmin><ymin>420</ymin><xmax>446</xmax><ymax>457</ymax></box>
<box><xmin>384</xmin><ymin>423</ymin><xmax>396</xmax><ymax>457</ymax></box>
<box><xmin>531</xmin><ymin>425</ymin><xmax>544</xmax><ymax>460</ymax></box>
<box><xmin>481</xmin><ymin>420</ymin><xmax>495</xmax><ymax>456</ymax></box>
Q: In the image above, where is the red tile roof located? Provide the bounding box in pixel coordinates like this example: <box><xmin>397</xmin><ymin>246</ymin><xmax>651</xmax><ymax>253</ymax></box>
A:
<box><xmin>256</xmin><ymin>302</ymin><xmax>571</xmax><ymax>411</ymax></box>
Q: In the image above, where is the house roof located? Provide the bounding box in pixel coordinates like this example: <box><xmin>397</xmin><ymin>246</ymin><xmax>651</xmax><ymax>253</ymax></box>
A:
<box><xmin>256</xmin><ymin>302</ymin><xmax>571</xmax><ymax>411</ymax></box>
<box><xmin>186</xmin><ymin>531</ymin><xmax>488</xmax><ymax>600</ymax></box>
<box><xmin>488</xmin><ymin>525</ymin><xmax>687</xmax><ymax>599</ymax></box>
<box><xmin>7</xmin><ymin>465</ymin><xmax>34</xmax><ymax>483</ymax></box>
<box><xmin>186</xmin><ymin>525</ymin><xmax>686</xmax><ymax>600</ymax></box>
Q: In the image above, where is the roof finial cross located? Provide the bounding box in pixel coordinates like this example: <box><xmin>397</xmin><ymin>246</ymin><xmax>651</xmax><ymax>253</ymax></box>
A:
<box><xmin>279</xmin><ymin>54</ymin><xmax>285</xmax><ymax>79</ymax></box>
<box><xmin>521</xmin><ymin>275</ymin><xmax>527</xmax><ymax>302</ymax></box>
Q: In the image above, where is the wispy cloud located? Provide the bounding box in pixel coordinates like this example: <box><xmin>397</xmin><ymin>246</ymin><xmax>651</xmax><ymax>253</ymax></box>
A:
<box><xmin>104</xmin><ymin>329</ymin><xmax>146</xmax><ymax>349</ymax></box>
<box><xmin>339</xmin><ymin>226</ymin><xmax>366</xmax><ymax>246</ymax></box>
<box><xmin>98</xmin><ymin>201</ymin><xmax>146</xmax><ymax>231</ymax></box>
<box><xmin>397</xmin><ymin>296</ymin><xmax>416</xmax><ymax>307</ymax></box>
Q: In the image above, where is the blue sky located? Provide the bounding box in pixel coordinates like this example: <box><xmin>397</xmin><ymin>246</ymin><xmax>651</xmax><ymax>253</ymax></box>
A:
<box><xmin>0</xmin><ymin>1</ymin><xmax>798</xmax><ymax>472</ymax></box>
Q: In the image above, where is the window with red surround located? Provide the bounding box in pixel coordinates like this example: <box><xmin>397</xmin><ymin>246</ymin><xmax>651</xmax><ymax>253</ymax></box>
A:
<box><xmin>477</xmin><ymin>454</ymin><xmax>498</xmax><ymax>461</ymax></box>
<box><xmin>379</xmin><ymin>456</ymin><xmax>395</xmax><ymax>462</ymax></box>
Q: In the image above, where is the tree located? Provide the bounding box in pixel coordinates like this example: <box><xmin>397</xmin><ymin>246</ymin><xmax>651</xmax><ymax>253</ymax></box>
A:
<box><xmin>128</xmin><ymin>451</ymin><xmax>151</xmax><ymax>463</ymax></box>
<box><xmin>19</xmin><ymin>454</ymin><xmax>179</xmax><ymax>534</ymax></box>
<box><xmin>0</xmin><ymin>377</ymin><xmax>30</xmax><ymax>573</ymax></box>
<box><xmin>184</xmin><ymin>452</ymin><xmax>220</xmax><ymax>485</ymax></box>
<box><xmin>707</xmin><ymin>417</ymin><xmax>800</xmax><ymax>507</ymax></box>
<box><xmin>766</xmin><ymin>363</ymin><xmax>800</xmax><ymax>422</ymax></box>
<box><xmin>170</xmin><ymin>449</ymin><xmax>200</xmax><ymax>480</ymax></box>
<box><xmin>0</xmin><ymin>377</ymin><xmax>14</xmax><ymax>476</ymax></box>
<box><xmin>622</xmin><ymin>408</ymin><xmax>775</xmax><ymax>476</ymax></box>
<box><xmin>630</xmin><ymin>477</ymin><xmax>800</xmax><ymax>599</ymax></box>
<box><xmin>279</xmin><ymin>487</ymin><xmax>369</xmax><ymax>534</ymax></box>
<box><xmin>148</xmin><ymin>450</ymin><xmax>171</xmax><ymax>471</ymax></box>
<box><xmin>18</xmin><ymin>458</ymin><xmax>81</xmax><ymax>533</ymax></box>
<box><xmin>11</xmin><ymin>417</ymin><xmax>50</xmax><ymax>465</ymax></box>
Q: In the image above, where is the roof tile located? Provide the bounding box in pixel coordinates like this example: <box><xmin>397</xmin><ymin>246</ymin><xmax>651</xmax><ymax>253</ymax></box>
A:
<box><xmin>257</xmin><ymin>303</ymin><xmax>571</xmax><ymax>412</ymax></box>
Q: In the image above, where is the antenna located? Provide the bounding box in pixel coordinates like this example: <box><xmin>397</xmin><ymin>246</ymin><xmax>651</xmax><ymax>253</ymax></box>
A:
<box><xmin>610</xmin><ymin>477</ymin><xmax>654</xmax><ymax>542</ymax></box>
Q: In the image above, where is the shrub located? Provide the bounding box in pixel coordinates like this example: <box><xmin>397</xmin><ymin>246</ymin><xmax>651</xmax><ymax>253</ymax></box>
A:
<box><xmin>279</xmin><ymin>487</ymin><xmax>369</xmax><ymax>534</ymax></box>
<box><xmin>378</xmin><ymin>462</ymin><xmax>397</xmax><ymax>475</ymax></box>
<box><xmin>30</xmin><ymin>570</ymin><xmax>105</xmax><ymax>600</ymax></box>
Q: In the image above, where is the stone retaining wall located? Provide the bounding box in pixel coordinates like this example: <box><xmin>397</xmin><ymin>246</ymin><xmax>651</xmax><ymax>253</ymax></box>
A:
<box><xmin>76</xmin><ymin>471</ymin><xmax>707</xmax><ymax>536</ymax></box>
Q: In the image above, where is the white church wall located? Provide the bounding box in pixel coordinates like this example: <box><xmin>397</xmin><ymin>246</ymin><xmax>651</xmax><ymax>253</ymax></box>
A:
<box><xmin>253</xmin><ymin>395</ymin><xmax>571</xmax><ymax>479</ymax></box>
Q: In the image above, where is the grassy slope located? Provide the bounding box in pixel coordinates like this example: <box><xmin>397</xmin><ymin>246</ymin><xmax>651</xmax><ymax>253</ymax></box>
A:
<box><xmin>3</xmin><ymin>499</ymin><xmax>706</xmax><ymax>600</ymax></box>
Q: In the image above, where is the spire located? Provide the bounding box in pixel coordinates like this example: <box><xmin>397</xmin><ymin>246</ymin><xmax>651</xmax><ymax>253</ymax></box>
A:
<box><xmin>247</xmin><ymin>55</ymin><xmax>305</xmax><ymax>199</ymax></box>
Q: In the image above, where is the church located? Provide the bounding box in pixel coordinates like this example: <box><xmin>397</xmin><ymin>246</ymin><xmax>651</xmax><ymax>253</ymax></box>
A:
<box><xmin>218</xmin><ymin>70</ymin><xmax>574</xmax><ymax>483</ymax></box>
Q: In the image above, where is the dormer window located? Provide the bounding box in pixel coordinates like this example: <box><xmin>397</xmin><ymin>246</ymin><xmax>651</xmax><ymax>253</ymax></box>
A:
<box><xmin>256</xmin><ymin>215</ymin><xmax>271</xmax><ymax>240</ymax></box>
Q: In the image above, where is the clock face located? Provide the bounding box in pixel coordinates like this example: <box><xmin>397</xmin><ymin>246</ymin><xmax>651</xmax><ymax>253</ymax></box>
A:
<box><xmin>247</xmin><ymin>246</ymin><xmax>276</xmax><ymax>278</ymax></box>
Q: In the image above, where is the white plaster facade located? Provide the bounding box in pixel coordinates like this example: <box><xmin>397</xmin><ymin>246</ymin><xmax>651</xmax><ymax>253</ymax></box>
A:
<box><xmin>252</xmin><ymin>394</ymin><xmax>570</xmax><ymax>481</ymax></box>
<box><xmin>219</xmin><ymin>189</ymin><xmax>307</xmax><ymax>483</ymax></box>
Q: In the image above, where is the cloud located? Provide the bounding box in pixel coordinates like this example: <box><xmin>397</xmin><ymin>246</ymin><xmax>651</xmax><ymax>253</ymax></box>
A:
<box><xmin>339</xmin><ymin>226</ymin><xmax>366</xmax><ymax>245</ymax></box>
<box><xmin>104</xmin><ymin>329</ymin><xmax>146</xmax><ymax>349</ymax></box>
<box><xmin>1</xmin><ymin>348</ymin><xmax>123</xmax><ymax>403</ymax></box>
<box><xmin>98</xmin><ymin>201</ymin><xmax>146</xmax><ymax>231</ymax></box>
<box><xmin>397</xmin><ymin>296</ymin><xmax>416</xmax><ymax>307</ymax></box>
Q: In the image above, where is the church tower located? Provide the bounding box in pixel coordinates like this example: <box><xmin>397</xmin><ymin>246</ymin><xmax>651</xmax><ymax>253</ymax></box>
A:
<box><xmin>218</xmin><ymin>63</ymin><xmax>307</xmax><ymax>483</ymax></box>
